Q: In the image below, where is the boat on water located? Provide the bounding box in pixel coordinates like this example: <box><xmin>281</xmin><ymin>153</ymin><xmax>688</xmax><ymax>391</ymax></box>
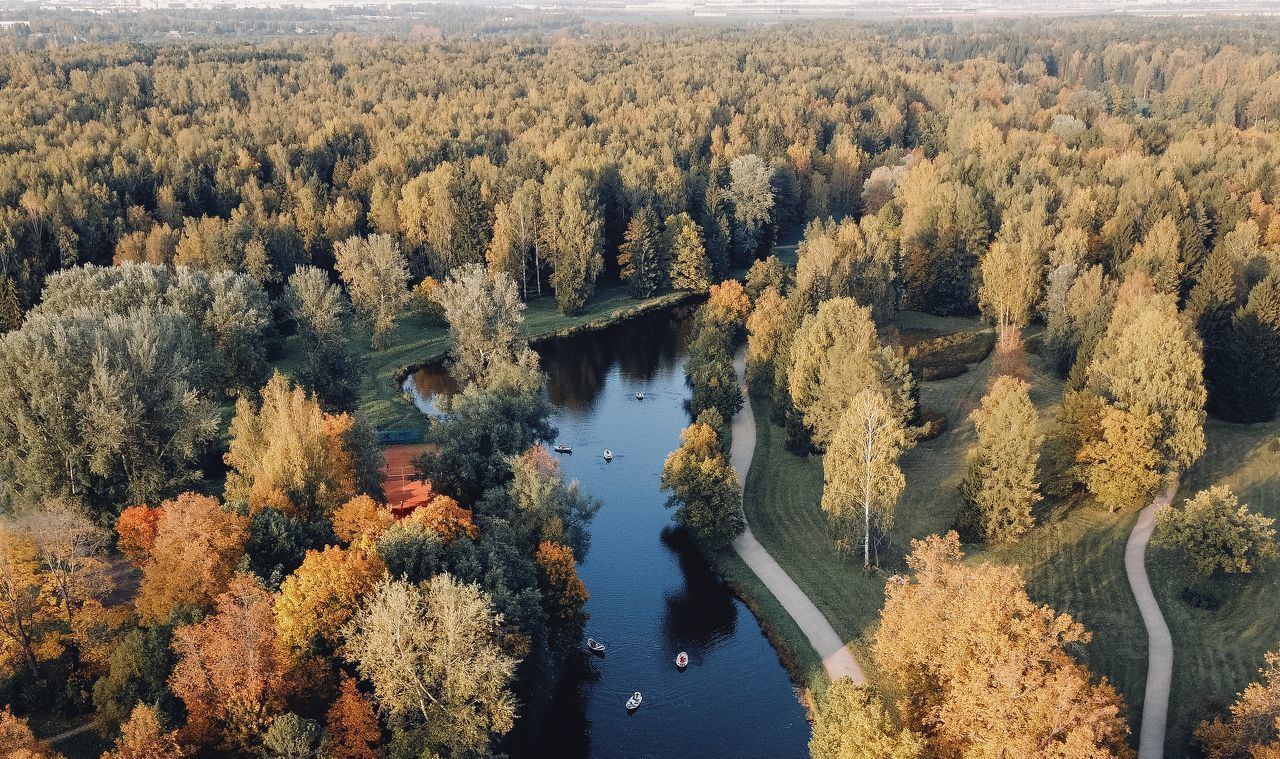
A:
<box><xmin>635</xmin><ymin>391</ymin><xmax>645</xmax><ymax>400</ymax></box>
<box><xmin>676</xmin><ymin>651</ymin><xmax>689</xmax><ymax>669</ymax></box>
<box><xmin>602</xmin><ymin>449</ymin><xmax>614</xmax><ymax>461</ymax></box>
<box><xmin>626</xmin><ymin>691</ymin><xmax>643</xmax><ymax>711</ymax></box>
<box><xmin>586</xmin><ymin>638</ymin><xmax>605</xmax><ymax>654</ymax></box>
<box><xmin>554</xmin><ymin>444</ymin><xmax>573</xmax><ymax>454</ymax></box>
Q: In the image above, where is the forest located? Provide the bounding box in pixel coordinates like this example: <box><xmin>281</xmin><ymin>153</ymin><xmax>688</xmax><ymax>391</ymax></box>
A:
<box><xmin>1</xmin><ymin>9</ymin><xmax>1280</xmax><ymax>759</ymax></box>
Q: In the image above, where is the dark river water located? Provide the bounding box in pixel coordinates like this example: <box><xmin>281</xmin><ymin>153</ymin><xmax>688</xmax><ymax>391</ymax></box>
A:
<box><xmin>405</xmin><ymin>305</ymin><xmax>810</xmax><ymax>759</ymax></box>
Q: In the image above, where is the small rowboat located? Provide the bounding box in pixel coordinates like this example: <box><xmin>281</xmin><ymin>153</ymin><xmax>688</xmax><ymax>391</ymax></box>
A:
<box><xmin>635</xmin><ymin>392</ymin><xmax>645</xmax><ymax>400</ymax></box>
<box><xmin>626</xmin><ymin>691</ymin><xmax>643</xmax><ymax>711</ymax></box>
<box><xmin>586</xmin><ymin>638</ymin><xmax>605</xmax><ymax>655</ymax></box>
<box><xmin>675</xmin><ymin>651</ymin><xmax>689</xmax><ymax>669</ymax></box>
<box><xmin>602</xmin><ymin>449</ymin><xmax>614</xmax><ymax>461</ymax></box>
<box><xmin>554</xmin><ymin>444</ymin><xmax>572</xmax><ymax>454</ymax></box>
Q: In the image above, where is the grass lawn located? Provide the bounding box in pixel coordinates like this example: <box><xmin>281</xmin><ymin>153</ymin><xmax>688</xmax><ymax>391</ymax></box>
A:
<box><xmin>738</xmin><ymin>313</ymin><xmax>1151</xmax><ymax>742</ymax></box>
<box><xmin>1149</xmin><ymin>415</ymin><xmax>1280</xmax><ymax>756</ymax></box>
<box><xmin>271</xmin><ymin>281</ymin><xmax>699</xmax><ymax>433</ymax></box>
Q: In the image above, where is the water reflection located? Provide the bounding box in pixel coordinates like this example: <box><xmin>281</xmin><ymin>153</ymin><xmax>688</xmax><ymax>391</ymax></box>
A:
<box><xmin>405</xmin><ymin>304</ymin><xmax>809</xmax><ymax>759</ymax></box>
<box><xmin>534</xmin><ymin>306</ymin><xmax>694</xmax><ymax>412</ymax></box>
<box><xmin>659</xmin><ymin>527</ymin><xmax>738</xmax><ymax>660</ymax></box>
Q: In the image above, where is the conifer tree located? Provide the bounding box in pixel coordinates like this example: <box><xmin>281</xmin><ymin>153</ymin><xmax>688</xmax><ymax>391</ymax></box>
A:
<box><xmin>701</xmin><ymin>181</ymin><xmax>734</xmax><ymax>281</ymax></box>
<box><xmin>0</xmin><ymin>276</ymin><xmax>19</xmax><ymax>332</ymax></box>
<box><xmin>1217</xmin><ymin>273</ymin><xmax>1280</xmax><ymax>422</ymax></box>
<box><xmin>618</xmin><ymin>207</ymin><xmax>664</xmax><ymax>298</ymax></box>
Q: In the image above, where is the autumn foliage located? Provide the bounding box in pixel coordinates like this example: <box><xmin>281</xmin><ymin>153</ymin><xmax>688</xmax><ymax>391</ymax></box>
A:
<box><xmin>275</xmin><ymin>546</ymin><xmax>384</xmax><ymax>655</ymax></box>
<box><xmin>135</xmin><ymin>493</ymin><xmax>249</xmax><ymax>625</ymax></box>
<box><xmin>115</xmin><ymin>505</ymin><xmax>162</xmax><ymax>569</ymax></box>
<box><xmin>224</xmin><ymin>373</ymin><xmax>375</xmax><ymax>522</ymax></box>
<box><xmin>403</xmin><ymin>494</ymin><xmax>479</xmax><ymax>544</ymax></box>
<box><xmin>170</xmin><ymin>574</ymin><xmax>290</xmax><ymax>752</ymax></box>
<box><xmin>535</xmin><ymin>541</ymin><xmax>589</xmax><ymax>651</ymax></box>
<box><xmin>874</xmin><ymin>533</ymin><xmax>1133</xmax><ymax>758</ymax></box>
<box><xmin>0</xmin><ymin>706</ymin><xmax>61</xmax><ymax>758</ymax></box>
<box><xmin>331</xmin><ymin>494</ymin><xmax>395</xmax><ymax>546</ymax></box>
<box><xmin>704</xmin><ymin>279</ymin><xmax>752</xmax><ymax>329</ymax></box>
<box><xmin>324</xmin><ymin>675</ymin><xmax>381</xmax><ymax>759</ymax></box>
<box><xmin>103</xmin><ymin>704</ymin><xmax>186</xmax><ymax>759</ymax></box>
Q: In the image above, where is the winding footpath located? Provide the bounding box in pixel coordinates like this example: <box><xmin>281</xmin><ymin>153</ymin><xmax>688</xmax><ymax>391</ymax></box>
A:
<box><xmin>728</xmin><ymin>347</ymin><xmax>864</xmax><ymax>683</ymax></box>
<box><xmin>1127</xmin><ymin>485</ymin><xmax>1177</xmax><ymax>759</ymax></box>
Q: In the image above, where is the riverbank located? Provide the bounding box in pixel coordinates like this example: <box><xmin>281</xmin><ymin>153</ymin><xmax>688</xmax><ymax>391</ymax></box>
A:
<box><xmin>272</xmin><ymin>281</ymin><xmax>702</xmax><ymax>433</ymax></box>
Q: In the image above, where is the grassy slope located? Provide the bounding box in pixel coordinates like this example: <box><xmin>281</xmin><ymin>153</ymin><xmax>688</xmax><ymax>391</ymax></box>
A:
<box><xmin>1150</xmin><ymin>415</ymin><xmax>1280</xmax><ymax>755</ymax></box>
<box><xmin>273</xmin><ymin>281</ymin><xmax>698</xmax><ymax>433</ymax></box>
<box><xmin>738</xmin><ymin>314</ymin><xmax>1150</xmax><ymax>741</ymax></box>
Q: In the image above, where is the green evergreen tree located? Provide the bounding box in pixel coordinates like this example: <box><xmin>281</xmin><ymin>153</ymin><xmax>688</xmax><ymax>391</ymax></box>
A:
<box><xmin>701</xmin><ymin>182</ymin><xmax>733</xmax><ymax>280</ymax></box>
<box><xmin>0</xmin><ymin>276</ymin><xmax>20</xmax><ymax>332</ymax></box>
<box><xmin>618</xmin><ymin>207</ymin><xmax>664</xmax><ymax>298</ymax></box>
<box><xmin>1218</xmin><ymin>274</ymin><xmax>1280</xmax><ymax>422</ymax></box>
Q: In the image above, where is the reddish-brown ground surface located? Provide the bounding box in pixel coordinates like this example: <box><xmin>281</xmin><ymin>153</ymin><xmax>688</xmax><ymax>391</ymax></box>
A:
<box><xmin>382</xmin><ymin>444</ymin><xmax>433</xmax><ymax>507</ymax></box>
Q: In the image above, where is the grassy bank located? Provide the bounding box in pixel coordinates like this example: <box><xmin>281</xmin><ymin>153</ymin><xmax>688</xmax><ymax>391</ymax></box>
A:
<box><xmin>1149</xmin><ymin>415</ymin><xmax>1280</xmax><ymax>755</ymax></box>
<box><xmin>273</xmin><ymin>281</ymin><xmax>700</xmax><ymax>433</ymax></box>
<box><xmin>736</xmin><ymin>314</ymin><xmax>1150</xmax><ymax>740</ymax></box>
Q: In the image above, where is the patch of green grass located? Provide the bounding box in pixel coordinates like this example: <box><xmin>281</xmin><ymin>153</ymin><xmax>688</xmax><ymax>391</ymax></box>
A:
<box><xmin>1149</xmin><ymin>416</ymin><xmax>1280</xmax><ymax>756</ymax></box>
<box><xmin>738</xmin><ymin>315</ymin><xmax>1149</xmax><ymax>741</ymax></box>
<box><xmin>271</xmin><ymin>282</ymin><xmax>699</xmax><ymax>432</ymax></box>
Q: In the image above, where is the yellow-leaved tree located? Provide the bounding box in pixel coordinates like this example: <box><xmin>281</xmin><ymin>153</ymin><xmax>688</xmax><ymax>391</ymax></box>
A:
<box><xmin>275</xmin><ymin>546</ymin><xmax>385</xmax><ymax>656</ymax></box>
<box><xmin>225</xmin><ymin>372</ymin><xmax>379</xmax><ymax>522</ymax></box>
<box><xmin>874</xmin><ymin>532</ymin><xmax>1133</xmax><ymax>758</ymax></box>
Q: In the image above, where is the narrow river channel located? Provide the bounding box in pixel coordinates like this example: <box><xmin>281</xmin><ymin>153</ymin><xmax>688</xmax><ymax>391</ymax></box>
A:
<box><xmin>405</xmin><ymin>304</ymin><xmax>810</xmax><ymax>759</ymax></box>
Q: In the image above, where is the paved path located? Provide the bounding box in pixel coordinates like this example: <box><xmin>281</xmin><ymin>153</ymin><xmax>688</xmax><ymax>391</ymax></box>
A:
<box><xmin>1126</xmin><ymin>485</ymin><xmax>1176</xmax><ymax>759</ymax></box>
<box><xmin>728</xmin><ymin>347</ymin><xmax>865</xmax><ymax>683</ymax></box>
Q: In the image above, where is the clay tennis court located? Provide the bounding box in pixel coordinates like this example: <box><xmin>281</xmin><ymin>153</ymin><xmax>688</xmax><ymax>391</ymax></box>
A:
<box><xmin>381</xmin><ymin>443</ymin><xmax>434</xmax><ymax>508</ymax></box>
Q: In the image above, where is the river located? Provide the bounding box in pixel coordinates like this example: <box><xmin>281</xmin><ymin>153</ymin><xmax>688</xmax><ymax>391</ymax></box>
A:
<box><xmin>404</xmin><ymin>304</ymin><xmax>810</xmax><ymax>759</ymax></box>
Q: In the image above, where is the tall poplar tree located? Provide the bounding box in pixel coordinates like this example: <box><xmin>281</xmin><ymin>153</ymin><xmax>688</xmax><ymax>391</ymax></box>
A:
<box><xmin>543</xmin><ymin>175</ymin><xmax>604</xmax><ymax>315</ymax></box>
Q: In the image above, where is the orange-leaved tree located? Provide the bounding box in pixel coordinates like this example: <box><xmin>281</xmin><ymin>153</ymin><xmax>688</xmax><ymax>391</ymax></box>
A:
<box><xmin>136</xmin><ymin>493</ymin><xmax>248</xmax><ymax>625</ymax></box>
<box><xmin>324</xmin><ymin>674</ymin><xmax>381</xmax><ymax>759</ymax></box>
<box><xmin>331</xmin><ymin>495</ymin><xmax>395</xmax><ymax>547</ymax></box>
<box><xmin>535</xmin><ymin>541</ymin><xmax>588</xmax><ymax>653</ymax></box>
<box><xmin>403</xmin><ymin>494</ymin><xmax>478</xmax><ymax>544</ymax></box>
<box><xmin>170</xmin><ymin>574</ymin><xmax>290</xmax><ymax>753</ymax></box>
<box><xmin>115</xmin><ymin>505</ymin><xmax>162</xmax><ymax>568</ymax></box>
<box><xmin>102</xmin><ymin>704</ymin><xmax>185</xmax><ymax>759</ymax></box>
<box><xmin>0</xmin><ymin>706</ymin><xmax>62</xmax><ymax>758</ymax></box>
